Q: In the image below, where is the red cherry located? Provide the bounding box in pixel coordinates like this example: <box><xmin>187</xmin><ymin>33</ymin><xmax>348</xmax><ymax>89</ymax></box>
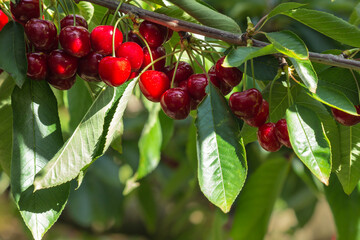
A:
<box><xmin>10</xmin><ymin>0</ymin><xmax>40</xmax><ymax>24</ymax></box>
<box><xmin>27</xmin><ymin>52</ymin><xmax>47</xmax><ymax>80</ymax></box>
<box><xmin>139</xmin><ymin>70</ymin><xmax>170</xmax><ymax>102</ymax></box>
<box><xmin>0</xmin><ymin>10</ymin><xmax>9</xmax><ymax>31</ymax></box>
<box><xmin>115</xmin><ymin>42</ymin><xmax>144</xmax><ymax>72</ymax></box>
<box><xmin>208</xmin><ymin>65</ymin><xmax>233</xmax><ymax>95</ymax></box>
<box><xmin>331</xmin><ymin>106</ymin><xmax>360</xmax><ymax>126</ymax></box>
<box><xmin>129</xmin><ymin>71</ymin><xmax>138</xmax><ymax>80</ymax></box>
<box><xmin>35</xmin><ymin>35</ymin><xmax>58</xmax><ymax>53</ymax></box>
<box><xmin>60</xmin><ymin>26</ymin><xmax>91</xmax><ymax>58</ymax></box>
<box><xmin>187</xmin><ymin>74</ymin><xmax>208</xmax><ymax>101</ymax></box>
<box><xmin>215</xmin><ymin>56</ymin><xmax>243</xmax><ymax>87</ymax></box>
<box><xmin>166</xmin><ymin>29</ymin><xmax>173</xmax><ymax>41</ymax></box>
<box><xmin>47</xmin><ymin>49</ymin><xmax>78</xmax><ymax>79</ymax></box>
<box><xmin>161</xmin><ymin>88</ymin><xmax>191</xmax><ymax>120</ymax></box>
<box><xmin>25</xmin><ymin>19</ymin><xmax>57</xmax><ymax>51</ymax></box>
<box><xmin>245</xmin><ymin>100</ymin><xmax>269</xmax><ymax>128</ymax></box>
<box><xmin>275</xmin><ymin>119</ymin><xmax>292</xmax><ymax>148</ymax></box>
<box><xmin>127</xmin><ymin>31</ymin><xmax>144</xmax><ymax>46</ymax></box>
<box><xmin>98</xmin><ymin>56</ymin><xmax>131</xmax><ymax>87</ymax></box>
<box><xmin>60</xmin><ymin>14</ymin><xmax>88</xmax><ymax>29</ymax></box>
<box><xmin>139</xmin><ymin>20</ymin><xmax>167</xmax><ymax>48</ymax></box>
<box><xmin>90</xmin><ymin>25</ymin><xmax>123</xmax><ymax>55</ymax></box>
<box><xmin>142</xmin><ymin>46</ymin><xmax>166</xmax><ymax>71</ymax></box>
<box><xmin>164</xmin><ymin>61</ymin><xmax>194</xmax><ymax>87</ymax></box>
<box><xmin>47</xmin><ymin>74</ymin><xmax>76</xmax><ymax>90</ymax></box>
<box><xmin>229</xmin><ymin>88</ymin><xmax>263</xmax><ymax>119</ymax></box>
<box><xmin>77</xmin><ymin>51</ymin><xmax>103</xmax><ymax>82</ymax></box>
<box><xmin>257</xmin><ymin>123</ymin><xmax>282</xmax><ymax>152</ymax></box>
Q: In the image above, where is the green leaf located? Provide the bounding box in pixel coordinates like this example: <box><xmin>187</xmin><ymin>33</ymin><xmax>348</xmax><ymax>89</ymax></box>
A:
<box><xmin>265</xmin><ymin>31</ymin><xmax>308</xmax><ymax>60</ymax></box>
<box><xmin>76</xmin><ymin>1</ymin><xmax>94</xmax><ymax>23</ymax></box>
<box><xmin>282</xmin><ymin>8</ymin><xmax>360</xmax><ymax>47</ymax></box>
<box><xmin>147</xmin><ymin>0</ymin><xmax>166</xmax><ymax>7</ymax></box>
<box><xmin>196</xmin><ymin>84</ymin><xmax>247</xmax><ymax>213</ymax></box>
<box><xmin>230</xmin><ymin>157</ymin><xmax>289</xmax><ymax>240</ymax></box>
<box><xmin>11</xmin><ymin>80</ymin><xmax>69</xmax><ymax>240</ymax></box>
<box><xmin>286</xmin><ymin>104</ymin><xmax>331</xmax><ymax>185</ymax></box>
<box><xmin>349</xmin><ymin>3</ymin><xmax>360</xmax><ymax>26</ymax></box>
<box><xmin>167</xmin><ymin>0</ymin><xmax>241</xmax><ymax>33</ymax></box>
<box><xmin>0</xmin><ymin>22</ymin><xmax>27</xmax><ymax>87</ymax></box>
<box><xmin>290</xmin><ymin>58</ymin><xmax>318</xmax><ymax>93</ymax></box>
<box><xmin>155</xmin><ymin>5</ymin><xmax>199</xmax><ymax>24</ymax></box>
<box><xmin>138</xmin><ymin>181</ymin><xmax>157</xmax><ymax>233</ymax></box>
<box><xmin>267</xmin><ymin>2</ymin><xmax>306</xmax><ymax>20</ymax></box>
<box><xmin>238</xmin><ymin>55</ymin><xmax>279</xmax><ymax>81</ymax></box>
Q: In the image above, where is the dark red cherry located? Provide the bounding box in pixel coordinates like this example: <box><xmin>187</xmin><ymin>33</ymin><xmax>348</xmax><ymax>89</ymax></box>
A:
<box><xmin>10</xmin><ymin>0</ymin><xmax>40</xmax><ymax>24</ymax></box>
<box><xmin>47</xmin><ymin>74</ymin><xmax>76</xmax><ymax>90</ymax></box>
<box><xmin>77</xmin><ymin>51</ymin><xmax>103</xmax><ymax>82</ymax></box>
<box><xmin>275</xmin><ymin>119</ymin><xmax>292</xmax><ymax>148</ymax></box>
<box><xmin>331</xmin><ymin>106</ymin><xmax>360</xmax><ymax>126</ymax></box>
<box><xmin>164</xmin><ymin>61</ymin><xmax>194</xmax><ymax>87</ymax></box>
<box><xmin>187</xmin><ymin>74</ymin><xmax>208</xmax><ymax>101</ymax></box>
<box><xmin>35</xmin><ymin>35</ymin><xmax>58</xmax><ymax>53</ymax></box>
<box><xmin>215</xmin><ymin>56</ymin><xmax>243</xmax><ymax>87</ymax></box>
<box><xmin>229</xmin><ymin>88</ymin><xmax>263</xmax><ymax>119</ymax></box>
<box><xmin>257</xmin><ymin>123</ymin><xmax>282</xmax><ymax>152</ymax></box>
<box><xmin>47</xmin><ymin>49</ymin><xmax>78</xmax><ymax>79</ymax></box>
<box><xmin>139</xmin><ymin>20</ymin><xmax>167</xmax><ymax>48</ymax></box>
<box><xmin>142</xmin><ymin>46</ymin><xmax>166</xmax><ymax>71</ymax></box>
<box><xmin>208</xmin><ymin>65</ymin><xmax>233</xmax><ymax>95</ymax></box>
<box><xmin>161</xmin><ymin>88</ymin><xmax>191</xmax><ymax>120</ymax></box>
<box><xmin>166</xmin><ymin>29</ymin><xmax>173</xmax><ymax>41</ymax></box>
<box><xmin>127</xmin><ymin>31</ymin><xmax>144</xmax><ymax>46</ymax></box>
<box><xmin>91</xmin><ymin>25</ymin><xmax>123</xmax><ymax>55</ymax></box>
<box><xmin>139</xmin><ymin>70</ymin><xmax>170</xmax><ymax>102</ymax></box>
<box><xmin>25</xmin><ymin>19</ymin><xmax>57</xmax><ymax>51</ymax></box>
<box><xmin>60</xmin><ymin>26</ymin><xmax>91</xmax><ymax>58</ymax></box>
<box><xmin>60</xmin><ymin>14</ymin><xmax>88</xmax><ymax>29</ymax></box>
<box><xmin>115</xmin><ymin>42</ymin><xmax>144</xmax><ymax>72</ymax></box>
<box><xmin>27</xmin><ymin>52</ymin><xmax>47</xmax><ymax>80</ymax></box>
<box><xmin>245</xmin><ymin>100</ymin><xmax>269</xmax><ymax>128</ymax></box>
<box><xmin>98</xmin><ymin>56</ymin><xmax>131</xmax><ymax>87</ymax></box>
<box><xmin>0</xmin><ymin>10</ymin><xmax>9</xmax><ymax>31</ymax></box>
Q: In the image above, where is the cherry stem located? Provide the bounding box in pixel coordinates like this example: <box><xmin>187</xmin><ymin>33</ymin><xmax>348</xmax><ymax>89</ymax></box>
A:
<box><xmin>134</xmin><ymin>31</ymin><xmax>155</xmax><ymax>70</ymax></box>
<box><xmin>62</xmin><ymin>0</ymin><xmax>71</xmax><ymax>15</ymax></box>
<box><xmin>170</xmin><ymin>50</ymin><xmax>185</xmax><ymax>88</ymax></box>
<box><xmin>251</xmin><ymin>59</ymin><xmax>255</xmax><ymax>87</ymax></box>
<box><xmin>110</xmin><ymin>0</ymin><xmax>124</xmax><ymax>26</ymax></box>
<box><xmin>170</xmin><ymin>42</ymin><xmax>181</xmax><ymax>65</ymax></box>
<box><xmin>284</xmin><ymin>65</ymin><xmax>294</xmax><ymax>106</ymax></box>
<box><xmin>56</xmin><ymin>0</ymin><xmax>68</xmax><ymax>15</ymax></box>
<box><xmin>350</xmin><ymin>69</ymin><xmax>360</xmax><ymax>104</ymax></box>
<box><xmin>187</xmin><ymin>49</ymin><xmax>209</xmax><ymax>80</ymax></box>
<box><xmin>100</xmin><ymin>9</ymin><xmax>110</xmax><ymax>25</ymax></box>
<box><xmin>185</xmin><ymin>49</ymin><xmax>196</xmax><ymax>72</ymax></box>
<box><xmin>269</xmin><ymin>70</ymin><xmax>282</xmax><ymax>122</ymax></box>
<box><xmin>243</xmin><ymin>61</ymin><xmax>248</xmax><ymax>91</ymax></box>
<box><xmin>254</xmin><ymin>14</ymin><xmax>268</xmax><ymax>32</ymax></box>
<box><xmin>139</xmin><ymin>50</ymin><xmax>182</xmax><ymax>75</ymax></box>
<box><xmin>112</xmin><ymin>15</ymin><xmax>128</xmax><ymax>57</ymax></box>
<box><xmin>38</xmin><ymin>0</ymin><xmax>43</xmax><ymax>19</ymax></box>
<box><xmin>70</xmin><ymin>0</ymin><xmax>76</xmax><ymax>26</ymax></box>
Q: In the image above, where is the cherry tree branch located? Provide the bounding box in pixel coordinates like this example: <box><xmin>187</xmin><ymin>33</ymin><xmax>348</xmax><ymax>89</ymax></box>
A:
<box><xmin>79</xmin><ymin>0</ymin><xmax>360</xmax><ymax>72</ymax></box>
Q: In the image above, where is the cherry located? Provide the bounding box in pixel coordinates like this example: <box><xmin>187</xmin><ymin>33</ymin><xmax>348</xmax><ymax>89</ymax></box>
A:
<box><xmin>161</xmin><ymin>88</ymin><xmax>191</xmax><ymax>120</ymax></box>
<box><xmin>27</xmin><ymin>52</ymin><xmax>47</xmax><ymax>80</ymax></box>
<box><xmin>60</xmin><ymin>26</ymin><xmax>91</xmax><ymax>58</ymax></box>
<box><xmin>47</xmin><ymin>49</ymin><xmax>78</xmax><ymax>79</ymax></box>
<box><xmin>139</xmin><ymin>70</ymin><xmax>170</xmax><ymax>102</ymax></box>
<box><xmin>187</xmin><ymin>74</ymin><xmax>208</xmax><ymax>101</ymax></box>
<box><xmin>127</xmin><ymin>31</ymin><xmax>144</xmax><ymax>46</ymax></box>
<box><xmin>60</xmin><ymin>14</ymin><xmax>88</xmax><ymax>29</ymax></box>
<box><xmin>166</xmin><ymin>29</ymin><xmax>173</xmax><ymax>41</ymax></box>
<box><xmin>10</xmin><ymin>0</ymin><xmax>40</xmax><ymax>24</ymax></box>
<box><xmin>98</xmin><ymin>56</ymin><xmax>131</xmax><ymax>87</ymax></box>
<box><xmin>331</xmin><ymin>106</ymin><xmax>360</xmax><ymax>126</ymax></box>
<box><xmin>115</xmin><ymin>42</ymin><xmax>144</xmax><ymax>72</ymax></box>
<box><xmin>25</xmin><ymin>19</ymin><xmax>57</xmax><ymax>51</ymax></box>
<box><xmin>229</xmin><ymin>88</ymin><xmax>263</xmax><ymax>119</ymax></box>
<box><xmin>244</xmin><ymin>99</ymin><xmax>269</xmax><ymax>128</ymax></box>
<box><xmin>208</xmin><ymin>65</ymin><xmax>232</xmax><ymax>95</ymax></box>
<box><xmin>90</xmin><ymin>25</ymin><xmax>123</xmax><ymax>55</ymax></box>
<box><xmin>215</xmin><ymin>56</ymin><xmax>243</xmax><ymax>87</ymax></box>
<box><xmin>35</xmin><ymin>35</ymin><xmax>58</xmax><ymax>53</ymax></box>
<box><xmin>77</xmin><ymin>51</ymin><xmax>103</xmax><ymax>82</ymax></box>
<box><xmin>129</xmin><ymin>71</ymin><xmax>138</xmax><ymax>80</ymax></box>
<box><xmin>164</xmin><ymin>61</ymin><xmax>194</xmax><ymax>87</ymax></box>
<box><xmin>47</xmin><ymin>74</ymin><xmax>76</xmax><ymax>90</ymax></box>
<box><xmin>257</xmin><ymin>123</ymin><xmax>282</xmax><ymax>152</ymax></box>
<box><xmin>275</xmin><ymin>119</ymin><xmax>292</xmax><ymax>148</ymax></box>
<box><xmin>142</xmin><ymin>46</ymin><xmax>166</xmax><ymax>71</ymax></box>
<box><xmin>139</xmin><ymin>20</ymin><xmax>167</xmax><ymax>48</ymax></box>
<box><xmin>0</xmin><ymin>10</ymin><xmax>9</xmax><ymax>31</ymax></box>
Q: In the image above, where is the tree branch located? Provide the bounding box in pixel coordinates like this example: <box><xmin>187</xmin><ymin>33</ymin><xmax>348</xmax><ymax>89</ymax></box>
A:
<box><xmin>79</xmin><ymin>0</ymin><xmax>360</xmax><ymax>72</ymax></box>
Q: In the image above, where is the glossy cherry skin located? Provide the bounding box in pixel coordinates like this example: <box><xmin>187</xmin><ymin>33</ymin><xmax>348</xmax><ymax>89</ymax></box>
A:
<box><xmin>47</xmin><ymin>49</ymin><xmax>78</xmax><ymax>79</ymax></box>
<box><xmin>275</xmin><ymin>119</ymin><xmax>292</xmax><ymax>148</ymax></box>
<box><xmin>127</xmin><ymin>31</ymin><xmax>144</xmax><ymax>46</ymax></box>
<box><xmin>60</xmin><ymin>26</ymin><xmax>91</xmax><ymax>58</ymax></box>
<box><xmin>229</xmin><ymin>88</ymin><xmax>263</xmax><ymax>119</ymax></box>
<box><xmin>208</xmin><ymin>65</ymin><xmax>232</xmax><ymax>95</ymax></box>
<box><xmin>27</xmin><ymin>52</ymin><xmax>47</xmax><ymax>80</ymax></box>
<box><xmin>187</xmin><ymin>74</ymin><xmax>208</xmax><ymax>101</ymax></box>
<box><xmin>47</xmin><ymin>74</ymin><xmax>76</xmax><ymax>90</ymax></box>
<box><xmin>245</xmin><ymin>100</ymin><xmax>269</xmax><ymax>128</ymax></box>
<box><xmin>98</xmin><ymin>56</ymin><xmax>131</xmax><ymax>87</ymax></box>
<box><xmin>142</xmin><ymin>46</ymin><xmax>166</xmax><ymax>71</ymax></box>
<box><xmin>77</xmin><ymin>51</ymin><xmax>103</xmax><ymax>82</ymax></box>
<box><xmin>10</xmin><ymin>0</ymin><xmax>40</xmax><ymax>24</ymax></box>
<box><xmin>0</xmin><ymin>10</ymin><xmax>9</xmax><ymax>31</ymax></box>
<box><xmin>91</xmin><ymin>25</ymin><xmax>123</xmax><ymax>55</ymax></box>
<box><xmin>25</xmin><ymin>19</ymin><xmax>57</xmax><ymax>51</ymax></box>
<box><xmin>60</xmin><ymin>14</ymin><xmax>88</xmax><ymax>29</ymax></box>
<box><xmin>139</xmin><ymin>20</ymin><xmax>167</xmax><ymax>48</ymax></box>
<box><xmin>161</xmin><ymin>88</ymin><xmax>191</xmax><ymax>120</ymax></box>
<box><xmin>139</xmin><ymin>70</ymin><xmax>170</xmax><ymax>102</ymax></box>
<box><xmin>257</xmin><ymin>123</ymin><xmax>282</xmax><ymax>152</ymax></box>
<box><xmin>164</xmin><ymin>61</ymin><xmax>194</xmax><ymax>87</ymax></box>
<box><xmin>331</xmin><ymin>106</ymin><xmax>360</xmax><ymax>126</ymax></box>
<box><xmin>115</xmin><ymin>42</ymin><xmax>144</xmax><ymax>72</ymax></box>
<box><xmin>215</xmin><ymin>56</ymin><xmax>243</xmax><ymax>87</ymax></box>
